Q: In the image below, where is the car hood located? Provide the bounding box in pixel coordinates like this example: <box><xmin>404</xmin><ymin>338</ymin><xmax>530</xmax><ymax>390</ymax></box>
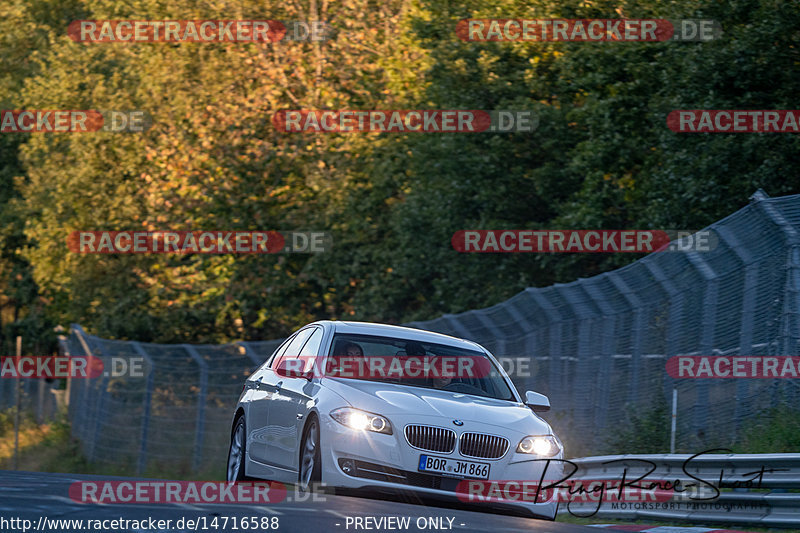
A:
<box><xmin>321</xmin><ymin>378</ymin><xmax>552</xmax><ymax>436</ymax></box>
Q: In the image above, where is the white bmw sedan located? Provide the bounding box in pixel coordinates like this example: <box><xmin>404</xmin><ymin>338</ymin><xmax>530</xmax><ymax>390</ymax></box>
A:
<box><xmin>226</xmin><ymin>321</ymin><xmax>562</xmax><ymax>520</ymax></box>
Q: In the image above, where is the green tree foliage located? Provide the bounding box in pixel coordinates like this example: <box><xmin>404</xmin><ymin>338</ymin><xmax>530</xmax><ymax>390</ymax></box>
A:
<box><xmin>330</xmin><ymin>0</ymin><xmax>800</xmax><ymax>322</ymax></box>
<box><xmin>0</xmin><ymin>0</ymin><xmax>86</xmax><ymax>350</ymax></box>
<box><xmin>9</xmin><ymin>0</ymin><xmax>412</xmax><ymax>341</ymax></box>
<box><xmin>1</xmin><ymin>0</ymin><xmax>800</xmax><ymax>341</ymax></box>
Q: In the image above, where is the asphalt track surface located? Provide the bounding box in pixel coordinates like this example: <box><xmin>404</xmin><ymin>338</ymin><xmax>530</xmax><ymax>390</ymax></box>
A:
<box><xmin>0</xmin><ymin>471</ymin><xmax>605</xmax><ymax>533</ymax></box>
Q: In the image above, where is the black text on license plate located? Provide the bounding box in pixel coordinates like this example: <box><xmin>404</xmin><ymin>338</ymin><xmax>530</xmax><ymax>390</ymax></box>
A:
<box><xmin>418</xmin><ymin>455</ymin><xmax>490</xmax><ymax>479</ymax></box>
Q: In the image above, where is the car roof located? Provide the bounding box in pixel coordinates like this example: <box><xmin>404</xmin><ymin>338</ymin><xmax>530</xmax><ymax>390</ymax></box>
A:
<box><xmin>311</xmin><ymin>320</ymin><xmax>486</xmax><ymax>351</ymax></box>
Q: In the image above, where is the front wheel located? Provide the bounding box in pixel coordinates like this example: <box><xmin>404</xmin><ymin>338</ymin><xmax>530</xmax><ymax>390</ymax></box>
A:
<box><xmin>227</xmin><ymin>417</ymin><xmax>249</xmax><ymax>482</ymax></box>
<box><xmin>531</xmin><ymin>501</ymin><xmax>558</xmax><ymax>521</ymax></box>
<box><xmin>298</xmin><ymin>418</ymin><xmax>321</xmax><ymax>492</ymax></box>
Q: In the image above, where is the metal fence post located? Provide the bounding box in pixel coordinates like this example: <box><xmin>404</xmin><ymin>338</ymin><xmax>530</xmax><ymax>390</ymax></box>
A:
<box><xmin>561</xmin><ymin>284</ymin><xmax>600</xmax><ymax>430</ymax></box>
<box><xmin>781</xmin><ymin>246</ymin><xmax>800</xmax><ymax>407</ymax></box>
<box><xmin>37</xmin><ymin>379</ymin><xmax>45</xmax><ymax>424</ymax></box>
<box><xmin>56</xmin><ymin>334</ymin><xmax>71</xmax><ymax>410</ymax></box>
<box><xmin>14</xmin><ymin>336</ymin><xmax>21</xmax><ymax>470</ymax></box>
<box><xmin>0</xmin><ymin>359</ymin><xmax>5</xmax><ymax>409</ymax></box>
<box><xmin>184</xmin><ymin>344</ymin><xmax>208</xmax><ymax>473</ymax></box>
<box><xmin>131</xmin><ymin>342</ymin><xmax>155</xmax><ymax>476</ymax></box>
<box><xmin>71</xmin><ymin>325</ymin><xmax>96</xmax><ymax>449</ymax></box>
<box><xmin>87</xmin><ymin>342</ymin><xmax>110</xmax><ymax>464</ymax></box>
<box><xmin>715</xmin><ymin>225</ymin><xmax>759</xmax><ymax>438</ymax></box>
<box><xmin>503</xmin><ymin>296</ymin><xmax>543</xmax><ymax>394</ymax></box>
<box><xmin>607</xmin><ymin>272</ymin><xmax>643</xmax><ymax>405</ymax></box>
<box><xmin>645</xmin><ymin>260</ymin><xmax>685</xmax><ymax>449</ymax></box>
<box><xmin>751</xmin><ymin>191</ymin><xmax>800</xmax><ymax>405</ymax></box>
<box><xmin>685</xmin><ymin>252</ymin><xmax>719</xmax><ymax>444</ymax></box>
<box><xmin>581</xmin><ymin>278</ymin><xmax>618</xmax><ymax>431</ymax></box>
<box><xmin>528</xmin><ymin>290</ymin><xmax>563</xmax><ymax>407</ymax></box>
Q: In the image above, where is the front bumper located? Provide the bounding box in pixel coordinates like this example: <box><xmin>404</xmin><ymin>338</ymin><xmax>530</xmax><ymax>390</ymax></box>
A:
<box><xmin>320</xmin><ymin>412</ymin><xmax>561</xmax><ymax>520</ymax></box>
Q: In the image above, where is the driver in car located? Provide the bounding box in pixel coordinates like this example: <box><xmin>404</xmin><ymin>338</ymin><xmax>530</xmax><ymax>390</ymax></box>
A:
<box><xmin>404</xmin><ymin>342</ymin><xmax>462</xmax><ymax>391</ymax></box>
<box><xmin>326</xmin><ymin>341</ymin><xmax>364</xmax><ymax>377</ymax></box>
<box><xmin>431</xmin><ymin>373</ymin><xmax>453</xmax><ymax>389</ymax></box>
<box><xmin>343</xmin><ymin>342</ymin><xmax>364</xmax><ymax>357</ymax></box>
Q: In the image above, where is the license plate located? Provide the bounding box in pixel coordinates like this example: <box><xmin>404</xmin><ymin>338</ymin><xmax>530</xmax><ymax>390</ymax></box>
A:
<box><xmin>418</xmin><ymin>454</ymin><xmax>490</xmax><ymax>479</ymax></box>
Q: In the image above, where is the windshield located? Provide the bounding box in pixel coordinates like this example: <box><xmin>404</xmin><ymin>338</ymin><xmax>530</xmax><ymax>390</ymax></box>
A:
<box><xmin>326</xmin><ymin>333</ymin><xmax>516</xmax><ymax>401</ymax></box>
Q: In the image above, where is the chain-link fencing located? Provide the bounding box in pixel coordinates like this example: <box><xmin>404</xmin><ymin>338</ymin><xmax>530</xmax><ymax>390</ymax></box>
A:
<box><xmin>33</xmin><ymin>189</ymin><xmax>800</xmax><ymax>473</ymax></box>
<box><xmin>408</xmin><ymin>189</ymin><xmax>800</xmax><ymax>454</ymax></box>
<box><xmin>57</xmin><ymin>331</ymin><xmax>282</xmax><ymax>475</ymax></box>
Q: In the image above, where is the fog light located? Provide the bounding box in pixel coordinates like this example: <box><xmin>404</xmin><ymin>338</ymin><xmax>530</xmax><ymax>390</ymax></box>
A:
<box><xmin>340</xmin><ymin>459</ymin><xmax>355</xmax><ymax>475</ymax></box>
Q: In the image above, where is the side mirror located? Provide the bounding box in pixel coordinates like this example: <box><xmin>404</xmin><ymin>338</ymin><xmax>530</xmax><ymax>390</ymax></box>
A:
<box><xmin>275</xmin><ymin>358</ymin><xmax>315</xmax><ymax>380</ymax></box>
<box><xmin>525</xmin><ymin>390</ymin><xmax>550</xmax><ymax>412</ymax></box>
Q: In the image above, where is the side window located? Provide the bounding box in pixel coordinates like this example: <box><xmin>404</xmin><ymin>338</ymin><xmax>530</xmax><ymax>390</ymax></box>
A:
<box><xmin>270</xmin><ymin>328</ymin><xmax>314</xmax><ymax>369</ymax></box>
<box><xmin>298</xmin><ymin>327</ymin><xmax>324</xmax><ymax>358</ymax></box>
<box><xmin>263</xmin><ymin>335</ymin><xmax>295</xmax><ymax>369</ymax></box>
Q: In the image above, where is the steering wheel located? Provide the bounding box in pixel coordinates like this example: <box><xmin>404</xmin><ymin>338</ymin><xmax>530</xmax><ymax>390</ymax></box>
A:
<box><xmin>441</xmin><ymin>381</ymin><xmax>484</xmax><ymax>394</ymax></box>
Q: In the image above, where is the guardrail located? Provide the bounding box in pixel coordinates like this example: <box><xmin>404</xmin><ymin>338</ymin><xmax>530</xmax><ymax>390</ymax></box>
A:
<box><xmin>560</xmin><ymin>453</ymin><xmax>800</xmax><ymax>528</ymax></box>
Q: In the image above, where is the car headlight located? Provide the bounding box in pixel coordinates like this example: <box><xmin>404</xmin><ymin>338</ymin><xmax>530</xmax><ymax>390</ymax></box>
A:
<box><xmin>516</xmin><ymin>435</ymin><xmax>562</xmax><ymax>457</ymax></box>
<box><xmin>330</xmin><ymin>407</ymin><xmax>393</xmax><ymax>435</ymax></box>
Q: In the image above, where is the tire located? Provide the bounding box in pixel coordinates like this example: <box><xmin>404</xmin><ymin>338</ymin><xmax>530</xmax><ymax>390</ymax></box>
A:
<box><xmin>532</xmin><ymin>501</ymin><xmax>558</xmax><ymax>521</ymax></box>
<box><xmin>298</xmin><ymin>417</ymin><xmax>322</xmax><ymax>492</ymax></box>
<box><xmin>227</xmin><ymin>416</ymin><xmax>250</xmax><ymax>482</ymax></box>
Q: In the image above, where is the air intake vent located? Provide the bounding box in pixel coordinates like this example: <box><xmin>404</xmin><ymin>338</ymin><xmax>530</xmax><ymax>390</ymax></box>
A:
<box><xmin>459</xmin><ymin>432</ymin><xmax>509</xmax><ymax>459</ymax></box>
<box><xmin>404</xmin><ymin>425</ymin><xmax>456</xmax><ymax>453</ymax></box>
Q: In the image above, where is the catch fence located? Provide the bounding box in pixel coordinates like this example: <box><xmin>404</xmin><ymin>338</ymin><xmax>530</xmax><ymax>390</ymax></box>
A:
<box><xmin>31</xmin><ymin>190</ymin><xmax>800</xmax><ymax>473</ymax></box>
<box><xmin>408</xmin><ymin>190</ymin><xmax>800</xmax><ymax>455</ymax></box>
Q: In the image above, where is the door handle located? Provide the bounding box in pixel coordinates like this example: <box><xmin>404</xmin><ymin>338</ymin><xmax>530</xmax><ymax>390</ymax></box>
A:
<box><xmin>275</xmin><ymin>381</ymin><xmax>283</xmax><ymax>390</ymax></box>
